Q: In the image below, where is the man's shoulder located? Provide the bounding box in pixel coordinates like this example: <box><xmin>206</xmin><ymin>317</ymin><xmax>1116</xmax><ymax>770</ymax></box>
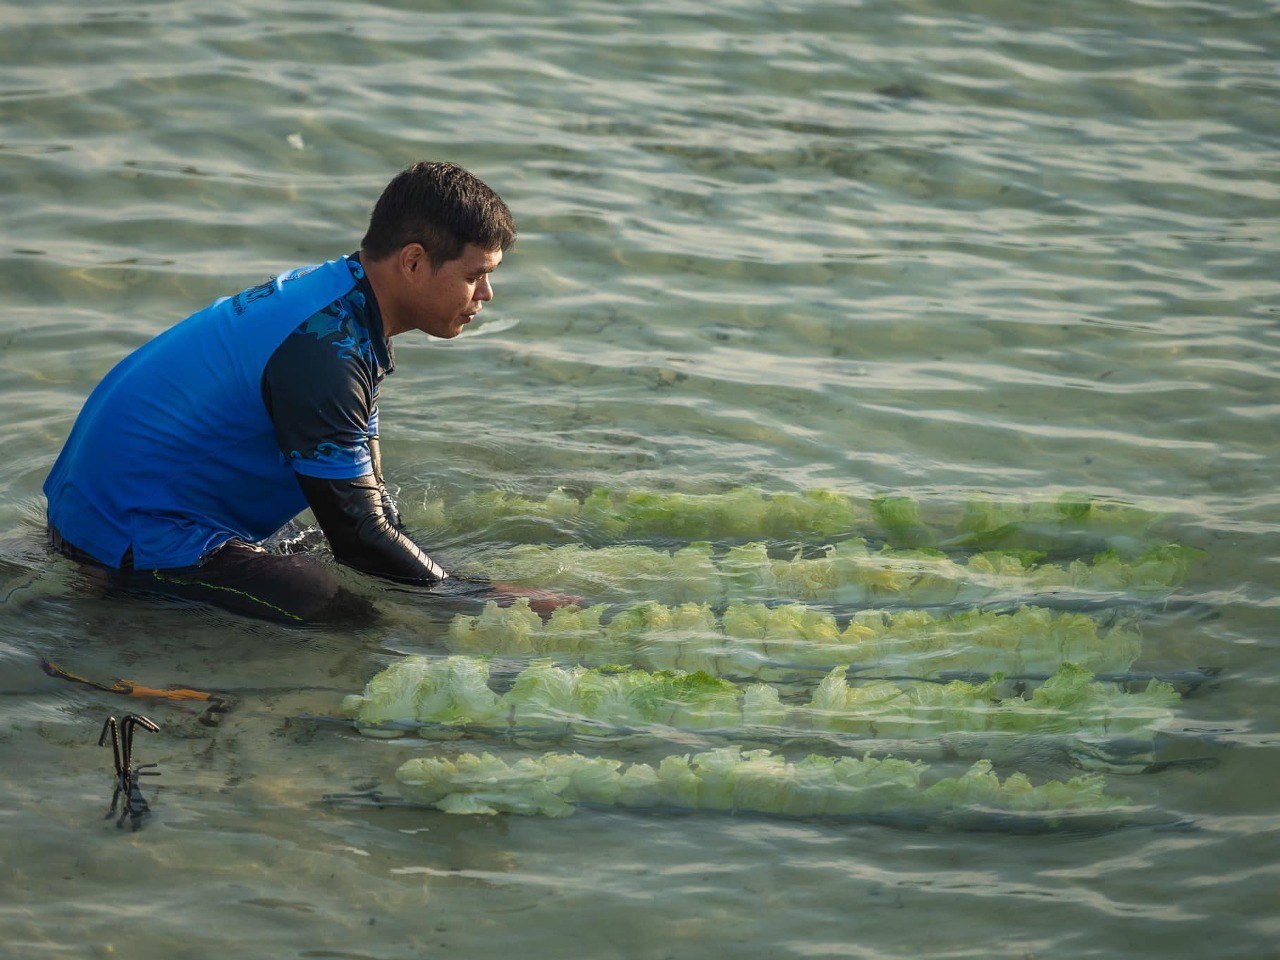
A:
<box><xmin>227</xmin><ymin>256</ymin><xmax>361</xmax><ymax>322</ymax></box>
<box><xmin>263</xmin><ymin>266</ymin><xmax>384</xmax><ymax>395</ymax></box>
<box><xmin>269</xmin><ymin>256</ymin><xmax>391</xmax><ymax>378</ymax></box>
<box><xmin>287</xmin><ymin>295</ymin><xmax>380</xmax><ymax>369</ymax></box>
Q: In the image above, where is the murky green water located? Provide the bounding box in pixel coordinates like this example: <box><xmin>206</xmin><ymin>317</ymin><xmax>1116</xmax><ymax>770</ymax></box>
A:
<box><xmin>1</xmin><ymin>1</ymin><xmax>1277</xmax><ymax>957</ymax></box>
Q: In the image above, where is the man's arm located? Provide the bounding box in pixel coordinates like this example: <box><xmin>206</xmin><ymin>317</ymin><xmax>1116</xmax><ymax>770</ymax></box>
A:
<box><xmin>296</xmin><ymin>469</ymin><xmax>447</xmax><ymax>585</ymax></box>
<box><xmin>299</xmin><ymin>468</ymin><xmax>577</xmax><ymax>615</ymax></box>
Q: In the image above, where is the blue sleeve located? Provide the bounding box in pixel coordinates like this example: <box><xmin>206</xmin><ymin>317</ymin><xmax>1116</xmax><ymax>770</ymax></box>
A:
<box><xmin>261</xmin><ymin>299</ymin><xmax>379</xmax><ymax>480</ymax></box>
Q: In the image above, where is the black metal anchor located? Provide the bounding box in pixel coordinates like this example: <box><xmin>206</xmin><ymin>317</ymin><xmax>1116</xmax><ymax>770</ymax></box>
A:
<box><xmin>98</xmin><ymin>714</ymin><xmax>160</xmax><ymax>830</ymax></box>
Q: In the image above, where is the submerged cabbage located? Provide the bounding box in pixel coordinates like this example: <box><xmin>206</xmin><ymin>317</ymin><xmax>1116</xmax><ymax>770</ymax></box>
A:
<box><xmin>455</xmin><ymin>540</ymin><xmax>1201</xmax><ymax>607</ymax></box>
<box><xmin>446</xmin><ymin>599</ymin><xmax>1145</xmax><ymax>678</ymax></box>
<box><xmin>418</xmin><ymin>486</ymin><xmax>1165</xmax><ymax>553</ymax></box>
<box><xmin>394</xmin><ymin>748</ymin><xmax>1128</xmax><ymax>819</ymax></box>
<box><xmin>344</xmin><ymin>656</ymin><xmax>1179</xmax><ymax>747</ymax></box>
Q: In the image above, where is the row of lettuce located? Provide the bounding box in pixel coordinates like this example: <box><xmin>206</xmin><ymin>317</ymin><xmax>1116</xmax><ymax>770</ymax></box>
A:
<box><xmin>395</xmin><ymin>751</ymin><xmax>1127</xmax><ymax>821</ymax></box>
<box><xmin>418</xmin><ymin>486</ymin><xmax>1164</xmax><ymax>552</ymax></box>
<box><xmin>444</xmin><ymin>599</ymin><xmax>1142</xmax><ymax>678</ymax></box>
<box><xmin>343</xmin><ymin>656</ymin><xmax>1177</xmax><ymax>743</ymax></box>
<box><xmin>450</xmin><ymin>540</ymin><xmax>1200</xmax><ymax>607</ymax></box>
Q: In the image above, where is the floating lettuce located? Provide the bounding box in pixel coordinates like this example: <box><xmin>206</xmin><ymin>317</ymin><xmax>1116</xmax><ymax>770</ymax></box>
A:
<box><xmin>394</xmin><ymin>748</ymin><xmax>1130</xmax><ymax>821</ymax></box>
<box><xmin>455</xmin><ymin>540</ymin><xmax>1200</xmax><ymax>608</ymax></box>
<box><xmin>446</xmin><ymin>599</ymin><xmax>1144</xmax><ymax>678</ymax></box>
<box><xmin>421</xmin><ymin>488</ymin><xmax>867</xmax><ymax>540</ymax></box>
<box><xmin>950</xmin><ymin>492</ymin><xmax>1163</xmax><ymax>551</ymax></box>
<box><xmin>344</xmin><ymin>657</ymin><xmax>1179</xmax><ymax>747</ymax></box>
<box><xmin>805</xmin><ymin>663</ymin><xmax>1178</xmax><ymax>742</ymax></box>
<box><xmin>454</xmin><ymin>542</ymin><xmax>722</xmax><ymax>606</ymax></box>
<box><xmin>418</xmin><ymin>487</ymin><xmax>1165</xmax><ymax>553</ymax></box>
<box><xmin>345</xmin><ymin>656</ymin><xmax>750</xmax><ymax>737</ymax></box>
<box><xmin>344</xmin><ymin>485</ymin><xmax>1195</xmax><ymax>833</ymax></box>
<box><xmin>340</xmin><ymin>656</ymin><xmax>502</xmax><ymax>737</ymax></box>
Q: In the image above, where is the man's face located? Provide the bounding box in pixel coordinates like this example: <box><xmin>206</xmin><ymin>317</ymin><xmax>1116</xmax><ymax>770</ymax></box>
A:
<box><xmin>403</xmin><ymin>242</ymin><xmax>502</xmax><ymax>339</ymax></box>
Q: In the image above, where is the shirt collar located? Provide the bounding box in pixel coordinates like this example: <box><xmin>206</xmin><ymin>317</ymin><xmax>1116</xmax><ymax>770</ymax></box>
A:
<box><xmin>347</xmin><ymin>251</ymin><xmax>394</xmax><ymax>377</ymax></box>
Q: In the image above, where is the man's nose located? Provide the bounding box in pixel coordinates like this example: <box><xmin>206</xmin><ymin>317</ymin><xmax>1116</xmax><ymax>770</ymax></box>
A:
<box><xmin>475</xmin><ymin>276</ymin><xmax>494</xmax><ymax>302</ymax></box>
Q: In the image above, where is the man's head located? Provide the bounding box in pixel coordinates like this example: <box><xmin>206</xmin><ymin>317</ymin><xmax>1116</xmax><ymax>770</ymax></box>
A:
<box><xmin>361</xmin><ymin>161</ymin><xmax>516</xmax><ymax>268</ymax></box>
<box><xmin>361</xmin><ymin>162</ymin><xmax>516</xmax><ymax>339</ymax></box>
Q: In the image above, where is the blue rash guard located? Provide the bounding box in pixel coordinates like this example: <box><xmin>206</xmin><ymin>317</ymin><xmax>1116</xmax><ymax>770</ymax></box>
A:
<box><xmin>44</xmin><ymin>254</ymin><xmax>394</xmax><ymax>570</ymax></box>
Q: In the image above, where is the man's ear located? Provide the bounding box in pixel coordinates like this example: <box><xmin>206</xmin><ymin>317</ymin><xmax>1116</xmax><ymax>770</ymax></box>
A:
<box><xmin>400</xmin><ymin>243</ymin><xmax>426</xmax><ymax>276</ymax></box>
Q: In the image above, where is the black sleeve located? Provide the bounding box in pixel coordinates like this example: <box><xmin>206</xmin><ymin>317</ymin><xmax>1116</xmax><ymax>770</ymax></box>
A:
<box><xmin>262</xmin><ymin>302</ymin><xmax>378</xmax><ymax>480</ymax></box>
<box><xmin>296</xmin><ymin>474</ymin><xmax>500</xmax><ymax>603</ymax></box>
<box><xmin>297</xmin><ymin>473</ymin><xmax>448</xmax><ymax>585</ymax></box>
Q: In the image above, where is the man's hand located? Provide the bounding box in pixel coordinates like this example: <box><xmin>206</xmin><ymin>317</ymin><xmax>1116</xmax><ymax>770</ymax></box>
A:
<box><xmin>490</xmin><ymin>583</ymin><xmax>583</xmax><ymax>617</ymax></box>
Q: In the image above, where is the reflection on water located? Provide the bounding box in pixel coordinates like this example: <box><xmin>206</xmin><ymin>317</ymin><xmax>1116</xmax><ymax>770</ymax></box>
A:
<box><xmin>1</xmin><ymin>0</ymin><xmax>1277</xmax><ymax>957</ymax></box>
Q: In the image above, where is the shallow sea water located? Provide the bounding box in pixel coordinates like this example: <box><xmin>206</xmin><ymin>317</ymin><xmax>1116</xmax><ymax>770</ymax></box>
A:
<box><xmin>1</xmin><ymin>1</ymin><xmax>1278</xmax><ymax>957</ymax></box>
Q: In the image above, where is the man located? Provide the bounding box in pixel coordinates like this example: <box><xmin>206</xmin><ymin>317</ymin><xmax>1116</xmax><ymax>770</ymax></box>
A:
<box><xmin>45</xmin><ymin>161</ymin><xmax>561</xmax><ymax>624</ymax></box>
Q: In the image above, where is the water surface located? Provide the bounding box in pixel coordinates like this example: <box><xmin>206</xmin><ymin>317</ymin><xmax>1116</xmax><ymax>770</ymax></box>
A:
<box><xmin>1</xmin><ymin>1</ymin><xmax>1277</xmax><ymax>957</ymax></box>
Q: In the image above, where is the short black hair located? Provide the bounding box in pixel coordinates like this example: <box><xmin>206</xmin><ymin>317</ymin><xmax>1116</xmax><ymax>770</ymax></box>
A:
<box><xmin>361</xmin><ymin>161</ymin><xmax>516</xmax><ymax>267</ymax></box>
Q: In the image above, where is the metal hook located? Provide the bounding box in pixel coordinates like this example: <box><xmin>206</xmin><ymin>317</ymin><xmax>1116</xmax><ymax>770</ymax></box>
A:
<box><xmin>97</xmin><ymin>713</ymin><xmax>160</xmax><ymax>830</ymax></box>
